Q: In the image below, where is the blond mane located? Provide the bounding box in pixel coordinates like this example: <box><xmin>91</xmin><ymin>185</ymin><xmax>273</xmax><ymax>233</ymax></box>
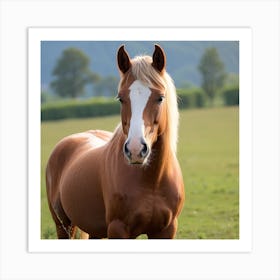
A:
<box><xmin>118</xmin><ymin>55</ymin><xmax>179</xmax><ymax>154</ymax></box>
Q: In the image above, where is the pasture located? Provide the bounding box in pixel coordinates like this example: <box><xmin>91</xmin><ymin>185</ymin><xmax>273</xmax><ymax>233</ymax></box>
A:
<box><xmin>41</xmin><ymin>106</ymin><xmax>239</xmax><ymax>239</ymax></box>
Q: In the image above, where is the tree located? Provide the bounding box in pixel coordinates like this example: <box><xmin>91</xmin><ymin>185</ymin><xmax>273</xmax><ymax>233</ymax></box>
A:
<box><xmin>198</xmin><ymin>47</ymin><xmax>226</xmax><ymax>105</ymax></box>
<box><xmin>94</xmin><ymin>76</ymin><xmax>119</xmax><ymax>97</ymax></box>
<box><xmin>51</xmin><ymin>48</ymin><xmax>98</xmax><ymax>98</ymax></box>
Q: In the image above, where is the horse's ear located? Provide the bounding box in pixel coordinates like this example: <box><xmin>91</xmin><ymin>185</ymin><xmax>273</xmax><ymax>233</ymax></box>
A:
<box><xmin>117</xmin><ymin>45</ymin><xmax>131</xmax><ymax>74</ymax></box>
<box><xmin>152</xmin><ymin>44</ymin><xmax>166</xmax><ymax>73</ymax></box>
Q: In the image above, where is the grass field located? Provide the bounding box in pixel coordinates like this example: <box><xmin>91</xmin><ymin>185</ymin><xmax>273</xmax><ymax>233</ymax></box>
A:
<box><xmin>41</xmin><ymin>106</ymin><xmax>239</xmax><ymax>239</ymax></box>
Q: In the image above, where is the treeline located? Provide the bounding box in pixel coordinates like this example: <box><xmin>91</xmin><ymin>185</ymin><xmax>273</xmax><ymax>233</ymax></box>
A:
<box><xmin>177</xmin><ymin>85</ymin><xmax>238</xmax><ymax>108</ymax></box>
<box><xmin>41</xmin><ymin>46</ymin><xmax>239</xmax><ymax>121</ymax></box>
<box><xmin>41</xmin><ymin>86</ymin><xmax>238</xmax><ymax>121</ymax></box>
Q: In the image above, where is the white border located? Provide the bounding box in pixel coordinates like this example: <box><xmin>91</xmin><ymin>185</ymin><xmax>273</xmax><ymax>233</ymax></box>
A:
<box><xmin>28</xmin><ymin>27</ymin><xmax>252</xmax><ymax>253</ymax></box>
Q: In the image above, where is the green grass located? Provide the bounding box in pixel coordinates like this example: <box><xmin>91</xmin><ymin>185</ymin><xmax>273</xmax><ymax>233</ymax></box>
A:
<box><xmin>41</xmin><ymin>106</ymin><xmax>239</xmax><ymax>239</ymax></box>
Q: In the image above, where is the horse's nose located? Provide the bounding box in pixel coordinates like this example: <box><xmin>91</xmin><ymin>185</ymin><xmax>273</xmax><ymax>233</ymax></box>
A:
<box><xmin>123</xmin><ymin>139</ymin><xmax>150</xmax><ymax>164</ymax></box>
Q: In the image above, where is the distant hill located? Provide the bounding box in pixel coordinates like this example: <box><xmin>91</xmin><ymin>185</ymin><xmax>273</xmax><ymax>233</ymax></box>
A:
<box><xmin>41</xmin><ymin>41</ymin><xmax>239</xmax><ymax>92</ymax></box>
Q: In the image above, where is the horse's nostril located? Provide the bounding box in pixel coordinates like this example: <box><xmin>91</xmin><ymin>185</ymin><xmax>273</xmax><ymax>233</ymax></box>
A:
<box><xmin>124</xmin><ymin>142</ymin><xmax>132</xmax><ymax>159</ymax></box>
<box><xmin>141</xmin><ymin>142</ymin><xmax>149</xmax><ymax>158</ymax></box>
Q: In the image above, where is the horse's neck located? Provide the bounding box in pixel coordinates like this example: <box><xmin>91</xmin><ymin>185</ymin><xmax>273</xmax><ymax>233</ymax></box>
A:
<box><xmin>148</xmin><ymin>135</ymin><xmax>173</xmax><ymax>180</ymax></box>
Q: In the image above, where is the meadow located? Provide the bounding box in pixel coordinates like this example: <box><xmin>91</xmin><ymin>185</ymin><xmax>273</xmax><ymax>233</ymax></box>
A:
<box><xmin>41</xmin><ymin>106</ymin><xmax>239</xmax><ymax>239</ymax></box>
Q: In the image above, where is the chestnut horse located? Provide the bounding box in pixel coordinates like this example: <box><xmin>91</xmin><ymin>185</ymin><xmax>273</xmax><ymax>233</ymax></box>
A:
<box><xmin>46</xmin><ymin>45</ymin><xmax>185</xmax><ymax>239</ymax></box>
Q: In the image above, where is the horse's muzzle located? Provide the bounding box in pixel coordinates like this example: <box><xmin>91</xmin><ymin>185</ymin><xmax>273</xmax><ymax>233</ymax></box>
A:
<box><xmin>123</xmin><ymin>139</ymin><xmax>150</xmax><ymax>165</ymax></box>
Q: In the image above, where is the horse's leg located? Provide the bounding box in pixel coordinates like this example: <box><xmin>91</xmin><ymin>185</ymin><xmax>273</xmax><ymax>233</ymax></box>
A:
<box><xmin>69</xmin><ymin>227</ymin><xmax>89</xmax><ymax>239</ymax></box>
<box><xmin>70</xmin><ymin>226</ymin><xmax>77</xmax><ymax>239</ymax></box>
<box><xmin>147</xmin><ymin>219</ymin><xmax>178</xmax><ymax>239</ymax></box>
<box><xmin>49</xmin><ymin>199</ymin><xmax>72</xmax><ymax>239</ymax></box>
<box><xmin>88</xmin><ymin>235</ymin><xmax>99</xmax><ymax>239</ymax></box>
<box><xmin>55</xmin><ymin>224</ymin><xmax>70</xmax><ymax>239</ymax></box>
<box><xmin>107</xmin><ymin>220</ymin><xmax>129</xmax><ymax>238</ymax></box>
<box><xmin>47</xmin><ymin>199</ymin><xmax>69</xmax><ymax>239</ymax></box>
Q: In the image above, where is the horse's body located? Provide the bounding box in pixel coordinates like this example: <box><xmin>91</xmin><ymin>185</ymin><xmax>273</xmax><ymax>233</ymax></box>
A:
<box><xmin>46</xmin><ymin>45</ymin><xmax>185</xmax><ymax>239</ymax></box>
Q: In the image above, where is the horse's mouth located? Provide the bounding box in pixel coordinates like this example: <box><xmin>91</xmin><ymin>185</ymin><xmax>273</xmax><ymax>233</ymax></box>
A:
<box><xmin>127</xmin><ymin>158</ymin><xmax>149</xmax><ymax>166</ymax></box>
<box><xmin>129</xmin><ymin>161</ymin><xmax>144</xmax><ymax>165</ymax></box>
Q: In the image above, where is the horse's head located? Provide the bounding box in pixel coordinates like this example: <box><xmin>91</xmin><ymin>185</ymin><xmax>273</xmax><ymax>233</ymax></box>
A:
<box><xmin>117</xmin><ymin>45</ymin><xmax>168</xmax><ymax>165</ymax></box>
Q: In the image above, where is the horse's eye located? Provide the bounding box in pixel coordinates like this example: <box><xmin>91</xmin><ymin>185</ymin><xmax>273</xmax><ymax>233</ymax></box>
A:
<box><xmin>157</xmin><ymin>96</ymin><xmax>165</xmax><ymax>103</ymax></box>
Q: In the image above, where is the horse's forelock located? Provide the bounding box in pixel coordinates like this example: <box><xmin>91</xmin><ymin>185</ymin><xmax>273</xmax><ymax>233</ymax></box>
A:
<box><xmin>131</xmin><ymin>56</ymin><xmax>166</xmax><ymax>90</ymax></box>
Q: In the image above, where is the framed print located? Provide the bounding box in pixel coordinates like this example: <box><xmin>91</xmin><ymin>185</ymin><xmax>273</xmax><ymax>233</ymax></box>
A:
<box><xmin>1</xmin><ymin>1</ymin><xmax>279</xmax><ymax>279</ymax></box>
<box><xmin>28</xmin><ymin>27</ymin><xmax>252</xmax><ymax>253</ymax></box>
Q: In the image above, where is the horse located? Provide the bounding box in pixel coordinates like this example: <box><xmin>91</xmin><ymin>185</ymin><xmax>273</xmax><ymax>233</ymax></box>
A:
<box><xmin>46</xmin><ymin>44</ymin><xmax>185</xmax><ymax>239</ymax></box>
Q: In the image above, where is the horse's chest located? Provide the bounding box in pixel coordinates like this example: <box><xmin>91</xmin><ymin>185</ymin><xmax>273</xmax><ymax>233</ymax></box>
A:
<box><xmin>118</xmin><ymin>192</ymin><xmax>173</xmax><ymax>236</ymax></box>
<box><xmin>148</xmin><ymin>196</ymin><xmax>173</xmax><ymax>232</ymax></box>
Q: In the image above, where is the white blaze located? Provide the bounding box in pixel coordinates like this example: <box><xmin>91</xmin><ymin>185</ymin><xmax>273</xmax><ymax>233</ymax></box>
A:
<box><xmin>128</xmin><ymin>80</ymin><xmax>151</xmax><ymax>142</ymax></box>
